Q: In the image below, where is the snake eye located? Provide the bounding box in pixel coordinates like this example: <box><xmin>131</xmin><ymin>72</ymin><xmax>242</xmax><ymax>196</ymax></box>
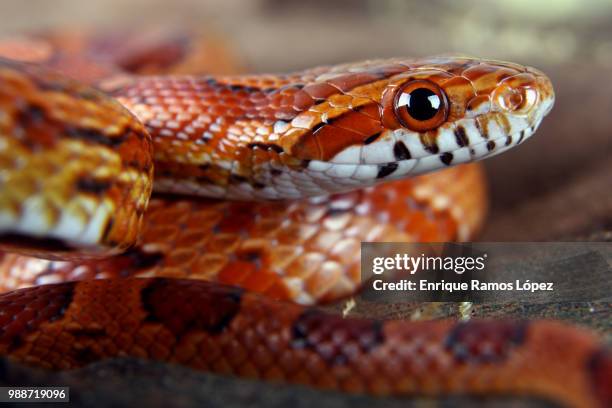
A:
<box><xmin>394</xmin><ymin>80</ymin><xmax>448</xmax><ymax>131</ymax></box>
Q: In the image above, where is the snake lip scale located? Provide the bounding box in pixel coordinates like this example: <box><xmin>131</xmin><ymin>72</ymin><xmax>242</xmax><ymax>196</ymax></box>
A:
<box><xmin>0</xmin><ymin>30</ymin><xmax>609</xmax><ymax>408</ymax></box>
<box><xmin>306</xmin><ymin>124</ymin><xmax>541</xmax><ymax>183</ymax></box>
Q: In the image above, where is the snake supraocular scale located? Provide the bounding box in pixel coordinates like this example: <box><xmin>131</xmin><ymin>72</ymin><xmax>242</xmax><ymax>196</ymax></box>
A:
<box><xmin>0</xmin><ymin>30</ymin><xmax>608</xmax><ymax>408</ymax></box>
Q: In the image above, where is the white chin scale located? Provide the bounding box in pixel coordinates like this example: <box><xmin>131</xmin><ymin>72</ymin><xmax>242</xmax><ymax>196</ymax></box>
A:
<box><xmin>304</xmin><ymin>98</ymin><xmax>553</xmax><ymax>186</ymax></box>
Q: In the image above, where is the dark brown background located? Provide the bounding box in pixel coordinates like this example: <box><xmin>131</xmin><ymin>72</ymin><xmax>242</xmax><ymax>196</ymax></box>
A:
<box><xmin>0</xmin><ymin>1</ymin><xmax>610</xmax><ymax>407</ymax></box>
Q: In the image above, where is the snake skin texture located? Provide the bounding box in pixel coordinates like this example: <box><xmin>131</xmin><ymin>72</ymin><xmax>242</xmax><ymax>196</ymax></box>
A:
<box><xmin>0</xmin><ymin>278</ymin><xmax>609</xmax><ymax>408</ymax></box>
<box><xmin>0</xmin><ymin>59</ymin><xmax>153</xmax><ymax>257</ymax></box>
<box><xmin>0</xmin><ymin>164</ymin><xmax>486</xmax><ymax>304</ymax></box>
<box><xmin>0</xmin><ymin>30</ymin><xmax>609</xmax><ymax>408</ymax></box>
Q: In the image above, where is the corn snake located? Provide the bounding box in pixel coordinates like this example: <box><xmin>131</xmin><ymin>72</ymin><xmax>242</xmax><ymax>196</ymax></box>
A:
<box><xmin>0</xmin><ymin>29</ymin><xmax>608</xmax><ymax>407</ymax></box>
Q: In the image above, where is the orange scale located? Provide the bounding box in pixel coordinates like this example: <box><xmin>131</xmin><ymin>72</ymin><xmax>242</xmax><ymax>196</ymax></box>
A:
<box><xmin>346</xmin><ymin>264</ymin><xmax>362</xmax><ymax>283</ymax></box>
<box><xmin>247</xmin><ymin>206</ymin><xmax>280</xmax><ymax>223</ymax></box>
<box><xmin>227</xmin><ymin>107</ymin><xmax>245</xmax><ymax>118</ymax></box>
<box><xmin>0</xmin><ymin>311</ymin><xmax>15</xmax><ymax>327</ymax></box>
<box><xmin>236</xmin><ymin>238</ymin><xmax>270</xmax><ymax>256</ymax></box>
<box><xmin>291</xmin><ymin>90</ymin><xmax>314</xmax><ymax>111</ymax></box>
<box><xmin>218</xmin><ymin>261</ymin><xmax>257</xmax><ymax>286</ymax></box>
<box><xmin>268</xmin><ymin>95</ymin><xmax>282</xmax><ymax>110</ymax></box>
<box><xmin>367</xmin><ymin>192</ymin><xmax>394</xmax><ymax>211</ymax></box>
<box><xmin>275</xmin><ymin>106</ymin><xmax>298</xmax><ymax>120</ymax></box>
<box><xmin>260</xmin><ymin>108</ymin><xmax>276</xmax><ymax>119</ymax></box>
<box><xmin>265</xmin><ymin>249</ymin><xmax>297</xmax><ymax>274</ymax></box>
<box><xmin>399</xmin><ymin>211</ymin><xmax>428</xmax><ymax>234</ymax></box>
<box><xmin>249</xmin><ymin>219</ymin><xmax>280</xmax><ymax>237</ymax></box>
<box><xmin>326</xmin><ymin>72</ymin><xmax>381</xmax><ymax>93</ymax></box>
<box><xmin>322</xmin><ymin>213</ymin><xmax>353</xmax><ymax>232</ymax></box>
<box><xmin>342</xmin><ymin>217</ymin><xmax>372</xmax><ymax>238</ymax></box>
<box><xmin>215</xmin><ymin>210</ymin><xmax>255</xmax><ymax>234</ymax></box>
<box><xmin>284</xmin><ymin>252</ymin><xmax>324</xmax><ymax>279</ymax></box>
<box><xmin>141</xmin><ymin>225</ymin><xmax>180</xmax><ymax>244</ymax></box>
<box><xmin>387</xmin><ymin>203</ymin><xmax>418</xmax><ymax>225</ymax></box>
<box><xmin>302</xmin><ymin>354</ymin><xmax>329</xmax><ymax>379</ymax></box>
<box><xmin>249</xmin><ymin>93</ymin><xmax>267</xmax><ymax>103</ymax></box>
<box><xmin>276</xmin><ymin>349</ymin><xmax>304</xmax><ymax>375</ymax></box>
<box><xmin>310</xmin><ymin>230</ymin><xmax>343</xmax><ymax>250</ymax></box>
<box><xmin>275</xmin><ymin>224</ymin><xmax>318</xmax><ymax>245</ymax></box>
<box><xmin>301</xmin><ymin>205</ymin><xmax>327</xmax><ymax>224</ymax></box>
<box><xmin>326</xmin><ymin>93</ymin><xmax>354</xmax><ymax>108</ymax></box>
<box><xmin>416</xmin><ymin>223</ymin><xmax>446</xmax><ymax>242</ymax></box>
<box><xmin>279</xmin><ymin>93</ymin><xmax>296</xmax><ymax>108</ymax></box>
<box><xmin>252</xmin><ymin>147</ymin><xmax>272</xmax><ymax>164</ymax></box>
<box><xmin>240</xmin><ymin>268</ymin><xmax>283</xmax><ymax>294</ymax></box>
<box><xmin>304</xmin><ymin>261</ymin><xmax>343</xmax><ymax>298</ymax></box>
<box><xmin>146</xmin><ymin>205</ymin><xmax>189</xmax><ymax>225</ymax></box>
<box><xmin>173</xmin><ymin>229</ymin><xmax>210</xmax><ymax>247</ymax></box>
<box><xmin>332</xmin><ymin>111</ymin><xmax>383</xmax><ymax>137</ymax></box>
<box><xmin>32</xmin><ymin>332</ymin><xmax>55</xmax><ymax>349</ymax></box>
<box><xmin>164</xmin><ymin>249</ymin><xmax>197</xmax><ymax>268</ymax></box>
<box><xmin>329</xmin><ymin>238</ymin><xmax>360</xmax><ymax>264</ymax></box>
<box><xmin>248</xmin><ymin>346</ymin><xmax>276</xmax><ymax>373</ymax></box>
<box><xmin>354</xmin><ymin>102</ymin><xmax>379</xmax><ymax>119</ymax></box>
<box><xmin>3</xmin><ymin>320</ymin><xmax>27</xmax><ymax>337</ymax></box>
<box><xmin>261</xmin><ymin>280</ymin><xmax>291</xmax><ymax>302</ymax></box>
<box><xmin>221</xmin><ymin>338</ymin><xmax>248</xmax><ymax>364</ymax></box>
<box><xmin>302</xmin><ymin>82</ymin><xmax>338</xmax><ymax>100</ymax></box>
<box><xmin>204</xmin><ymin>233</ymin><xmax>240</xmax><ymax>253</ymax></box>
<box><xmin>275</xmin><ymin>203</ymin><xmax>300</xmax><ymax>219</ymax></box>
<box><xmin>435</xmin><ymin>215</ymin><xmax>458</xmax><ymax>239</ymax></box>
<box><xmin>208</xmin><ymin>105</ymin><xmax>228</xmax><ymax>116</ymax></box>
<box><xmin>191</xmin><ymin>255</ymin><xmax>227</xmax><ymax>278</ymax></box>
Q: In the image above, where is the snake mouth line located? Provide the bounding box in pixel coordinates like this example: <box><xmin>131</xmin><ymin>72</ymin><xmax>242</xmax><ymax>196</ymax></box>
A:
<box><xmin>306</xmin><ymin>125</ymin><xmax>538</xmax><ymax>182</ymax></box>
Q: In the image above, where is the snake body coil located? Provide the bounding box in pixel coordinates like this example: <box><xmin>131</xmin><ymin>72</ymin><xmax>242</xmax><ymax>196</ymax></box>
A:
<box><xmin>0</xmin><ymin>30</ymin><xmax>608</xmax><ymax>408</ymax></box>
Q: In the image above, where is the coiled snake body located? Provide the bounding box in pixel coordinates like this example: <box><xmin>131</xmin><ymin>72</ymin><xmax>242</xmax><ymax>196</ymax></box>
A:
<box><xmin>0</xmin><ymin>30</ymin><xmax>608</xmax><ymax>407</ymax></box>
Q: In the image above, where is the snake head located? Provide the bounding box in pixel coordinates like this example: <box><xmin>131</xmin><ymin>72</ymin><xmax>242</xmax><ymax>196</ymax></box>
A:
<box><xmin>279</xmin><ymin>57</ymin><xmax>554</xmax><ymax>189</ymax></box>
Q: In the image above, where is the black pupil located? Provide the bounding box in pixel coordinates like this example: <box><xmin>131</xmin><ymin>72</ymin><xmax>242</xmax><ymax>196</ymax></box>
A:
<box><xmin>406</xmin><ymin>88</ymin><xmax>441</xmax><ymax>121</ymax></box>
